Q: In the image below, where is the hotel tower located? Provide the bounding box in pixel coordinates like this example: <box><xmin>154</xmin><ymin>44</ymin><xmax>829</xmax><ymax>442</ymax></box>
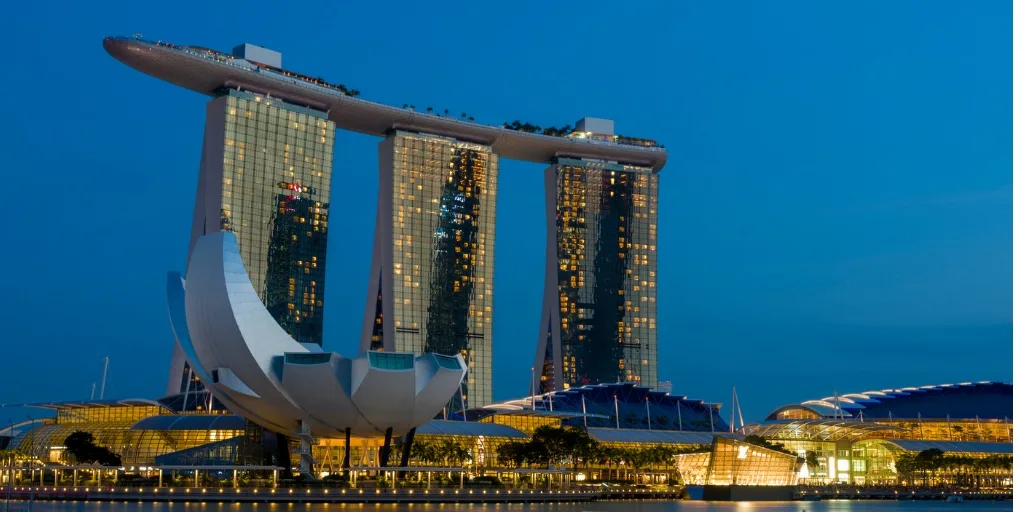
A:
<box><xmin>534</xmin><ymin>119</ymin><xmax>659</xmax><ymax>394</ymax></box>
<box><xmin>361</xmin><ymin>131</ymin><xmax>498</xmax><ymax>409</ymax></box>
<box><xmin>167</xmin><ymin>48</ymin><xmax>336</xmax><ymax>395</ymax></box>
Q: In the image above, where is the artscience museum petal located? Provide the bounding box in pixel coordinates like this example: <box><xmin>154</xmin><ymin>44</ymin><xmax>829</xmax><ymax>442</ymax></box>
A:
<box><xmin>178</xmin><ymin>231</ymin><xmax>467</xmax><ymax>439</ymax></box>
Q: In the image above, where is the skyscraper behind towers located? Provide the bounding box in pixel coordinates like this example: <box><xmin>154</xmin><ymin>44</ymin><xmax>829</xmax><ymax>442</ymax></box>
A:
<box><xmin>167</xmin><ymin>89</ymin><xmax>335</xmax><ymax>395</ymax></box>
<box><xmin>362</xmin><ymin>131</ymin><xmax>498</xmax><ymax>409</ymax></box>
<box><xmin>534</xmin><ymin>148</ymin><xmax>659</xmax><ymax>393</ymax></box>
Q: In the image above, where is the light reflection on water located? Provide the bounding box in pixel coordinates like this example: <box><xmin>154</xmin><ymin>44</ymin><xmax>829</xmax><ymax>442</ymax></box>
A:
<box><xmin>13</xmin><ymin>501</ymin><xmax>1013</xmax><ymax>512</ymax></box>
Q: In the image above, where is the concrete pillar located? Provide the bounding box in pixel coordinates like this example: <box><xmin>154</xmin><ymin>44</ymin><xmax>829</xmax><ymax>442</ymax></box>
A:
<box><xmin>380</xmin><ymin>427</ymin><xmax>394</xmax><ymax>468</ymax></box>
<box><xmin>194</xmin><ymin>470</ymin><xmax>199</xmax><ymax>488</ymax></box>
<box><xmin>399</xmin><ymin>427</ymin><xmax>416</xmax><ymax>478</ymax></box>
<box><xmin>233</xmin><ymin>470</ymin><xmax>237</xmax><ymax>488</ymax></box>
<box><xmin>341</xmin><ymin>428</ymin><xmax>351</xmax><ymax>468</ymax></box>
<box><xmin>297</xmin><ymin>420</ymin><xmax>313</xmax><ymax>478</ymax></box>
<box><xmin>158</xmin><ymin>470</ymin><xmax>163</xmax><ymax>488</ymax></box>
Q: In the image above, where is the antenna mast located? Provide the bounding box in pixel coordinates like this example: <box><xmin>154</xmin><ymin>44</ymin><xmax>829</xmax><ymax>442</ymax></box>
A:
<box><xmin>734</xmin><ymin>387</ymin><xmax>745</xmax><ymax>432</ymax></box>
<box><xmin>99</xmin><ymin>357</ymin><xmax>110</xmax><ymax>399</ymax></box>
<box><xmin>729</xmin><ymin>386</ymin><xmax>736</xmax><ymax>433</ymax></box>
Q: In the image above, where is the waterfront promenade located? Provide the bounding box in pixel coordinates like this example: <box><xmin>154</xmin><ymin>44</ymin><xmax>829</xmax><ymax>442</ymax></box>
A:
<box><xmin>1</xmin><ymin>485</ymin><xmax>687</xmax><ymax>504</ymax></box>
<box><xmin>1</xmin><ymin>485</ymin><xmax>1012</xmax><ymax>504</ymax></box>
<box><xmin>795</xmin><ymin>485</ymin><xmax>1012</xmax><ymax>501</ymax></box>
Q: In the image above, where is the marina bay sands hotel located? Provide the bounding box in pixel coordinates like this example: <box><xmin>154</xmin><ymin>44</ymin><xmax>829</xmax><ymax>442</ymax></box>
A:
<box><xmin>104</xmin><ymin>37</ymin><xmax>668</xmax><ymax>410</ymax></box>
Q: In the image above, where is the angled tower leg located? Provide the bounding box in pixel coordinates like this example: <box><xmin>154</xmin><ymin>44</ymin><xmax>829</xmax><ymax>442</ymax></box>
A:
<box><xmin>534</xmin><ymin>165</ymin><xmax>563</xmax><ymax>394</ymax></box>
<box><xmin>165</xmin><ymin>112</ymin><xmax>219</xmax><ymax>397</ymax></box>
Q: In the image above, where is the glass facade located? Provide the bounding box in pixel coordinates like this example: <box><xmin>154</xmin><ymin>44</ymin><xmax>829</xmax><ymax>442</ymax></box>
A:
<box><xmin>201</xmin><ymin>90</ymin><xmax>334</xmax><ymax>346</ymax></box>
<box><xmin>538</xmin><ymin>158</ymin><xmax>658</xmax><ymax>392</ymax></box>
<box><xmin>10</xmin><ymin>416</ymin><xmax>243</xmax><ymax>467</ymax></box>
<box><xmin>675</xmin><ymin>438</ymin><xmax>799</xmax><ymax>486</ymax></box>
<box><xmin>370</xmin><ymin>131</ymin><xmax>498</xmax><ymax>409</ymax></box>
<box><xmin>368</xmin><ymin>352</ymin><xmax>414</xmax><ymax>370</ymax></box>
<box><xmin>877</xmin><ymin>419</ymin><xmax>1013</xmax><ymax>443</ymax></box>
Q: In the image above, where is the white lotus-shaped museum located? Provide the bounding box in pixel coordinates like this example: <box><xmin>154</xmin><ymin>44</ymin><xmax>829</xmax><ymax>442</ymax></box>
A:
<box><xmin>166</xmin><ymin>231</ymin><xmax>467</xmax><ymax>438</ymax></box>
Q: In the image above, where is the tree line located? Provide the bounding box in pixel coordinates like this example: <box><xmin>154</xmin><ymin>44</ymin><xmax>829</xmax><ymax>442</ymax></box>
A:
<box><xmin>494</xmin><ymin>426</ymin><xmax>708</xmax><ymax>472</ymax></box>
<box><xmin>501</xmin><ymin>121</ymin><xmax>574</xmax><ymax>137</ymax></box>
<box><xmin>894</xmin><ymin>448</ymin><xmax>1012</xmax><ymax>486</ymax></box>
<box><xmin>391</xmin><ymin>426</ymin><xmax>710</xmax><ymax>476</ymax></box>
<box><xmin>64</xmin><ymin>431</ymin><xmax>122</xmax><ymax>466</ymax></box>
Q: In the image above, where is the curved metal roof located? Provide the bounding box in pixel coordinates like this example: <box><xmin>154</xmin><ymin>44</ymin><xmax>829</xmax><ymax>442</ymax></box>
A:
<box><xmin>130</xmin><ymin>414</ymin><xmax>247</xmax><ymax>431</ymax></box>
<box><xmin>585</xmin><ymin>428</ymin><xmax>739</xmax><ymax>445</ymax></box>
<box><xmin>878</xmin><ymin>440</ymin><xmax>1012</xmax><ymax>455</ymax></box>
<box><xmin>459</xmin><ymin>382</ymin><xmax>728</xmax><ymax>432</ymax></box>
<box><xmin>766</xmin><ymin>381</ymin><xmax>1012</xmax><ymax>421</ymax></box>
<box><xmin>0</xmin><ymin>398</ymin><xmax>171</xmax><ymax>412</ymax></box>
<box><xmin>103</xmin><ymin>37</ymin><xmax>667</xmax><ymax>171</ymax></box>
<box><xmin>743</xmin><ymin>419</ymin><xmax>909</xmax><ymax>441</ymax></box>
<box><xmin>416</xmin><ymin>420</ymin><xmax>528</xmax><ymax>439</ymax></box>
<box><xmin>0</xmin><ymin>418</ymin><xmax>52</xmax><ymax>438</ymax></box>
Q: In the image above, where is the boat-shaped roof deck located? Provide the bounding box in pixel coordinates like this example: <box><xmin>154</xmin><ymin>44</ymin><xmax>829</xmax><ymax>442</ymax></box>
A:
<box><xmin>103</xmin><ymin>36</ymin><xmax>668</xmax><ymax>171</ymax></box>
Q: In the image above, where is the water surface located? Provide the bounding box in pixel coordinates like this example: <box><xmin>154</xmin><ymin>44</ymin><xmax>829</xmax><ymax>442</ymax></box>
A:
<box><xmin>12</xmin><ymin>500</ymin><xmax>1013</xmax><ymax>512</ymax></box>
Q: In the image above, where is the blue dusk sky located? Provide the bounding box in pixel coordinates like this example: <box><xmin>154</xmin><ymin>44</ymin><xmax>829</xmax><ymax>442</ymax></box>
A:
<box><xmin>0</xmin><ymin>1</ymin><xmax>1010</xmax><ymax>424</ymax></box>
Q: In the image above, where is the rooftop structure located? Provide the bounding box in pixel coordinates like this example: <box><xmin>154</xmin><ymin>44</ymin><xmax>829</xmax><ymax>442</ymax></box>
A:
<box><xmin>573</xmin><ymin>117</ymin><xmax>614</xmax><ymax>135</ymax></box>
<box><xmin>459</xmin><ymin>382</ymin><xmax>729</xmax><ymax>432</ymax></box>
<box><xmin>232</xmin><ymin>43</ymin><xmax>281</xmax><ymax>68</ymax></box>
<box><xmin>765</xmin><ymin>381</ymin><xmax>1013</xmax><ymax>421</ymax></box>
<box><xmin>102</xmin><ymin>36</ymin><xmax>667</xmax><ymax>171</ymax></box>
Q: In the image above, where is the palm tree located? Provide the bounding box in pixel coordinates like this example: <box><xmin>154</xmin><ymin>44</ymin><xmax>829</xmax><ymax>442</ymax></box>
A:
<box><xmin>895</xmin><ymin>454</ymin><xmax>918</xmax><ymax>484</ymax></box>
<box><xmin>388</xmin><ymin>439</ymin><xmax>405</xmax><ymax>466</ymax></box>
<box><xmin>411</xmin><ymin>440</ymin><xmax>438</xmax><ymax>466</ymax></box>
<box><xmin>409</xmin><ymin>105</ymin><xmax>416</xmax><ymax>111</ymax></box>
<box><xmin>467</xmin><ymin>116</ymin><xmax>474</xmax><ymax>121</ymax></box>
<box><xmin>443</xmin><ymin>109</ymin><xmax>449</xmax><ymax>116</ymax></box>
<box><xmin>402</xmin><ymin>104</ymin><xmax>408</xmax><ymax>109</ymax></box>
<box><xmin>564</xmin><ymin>428</ymin><xmax>598</xmax><ymax>470</ymax></box>
<box><xmin>915</xmin><ymin>448</ymin><xmax>944</xmax><ymax>485</ymax></box>
<box><xmin>435</xmin><ymin>439</ymin><xmax>468</xmax><ymax>467</ymax></box>
<box><xmin>426</xmin><ymin>106</ymin><xmax>433</xmax><ymax>113</ymax></box>
<box><xmin>460</xmin><ymin>113</ymin><xmax>467</xmax><ymax>119</ymax></box>
<box><xmin>805</xmin><ymin>451</ymin><xmax>820</xmax><ymax>477</ymax></box>
<box><xmin>496</xmin><ymin>442</ymin><xmax>527</xmax><ymax>469</ymax></box>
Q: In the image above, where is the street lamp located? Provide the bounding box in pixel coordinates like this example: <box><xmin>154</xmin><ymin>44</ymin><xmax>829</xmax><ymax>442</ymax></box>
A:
<box><xmin>6</xmin><ymin>419</ymin><xmax>12</xmax><ymax>511</ymax></box>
